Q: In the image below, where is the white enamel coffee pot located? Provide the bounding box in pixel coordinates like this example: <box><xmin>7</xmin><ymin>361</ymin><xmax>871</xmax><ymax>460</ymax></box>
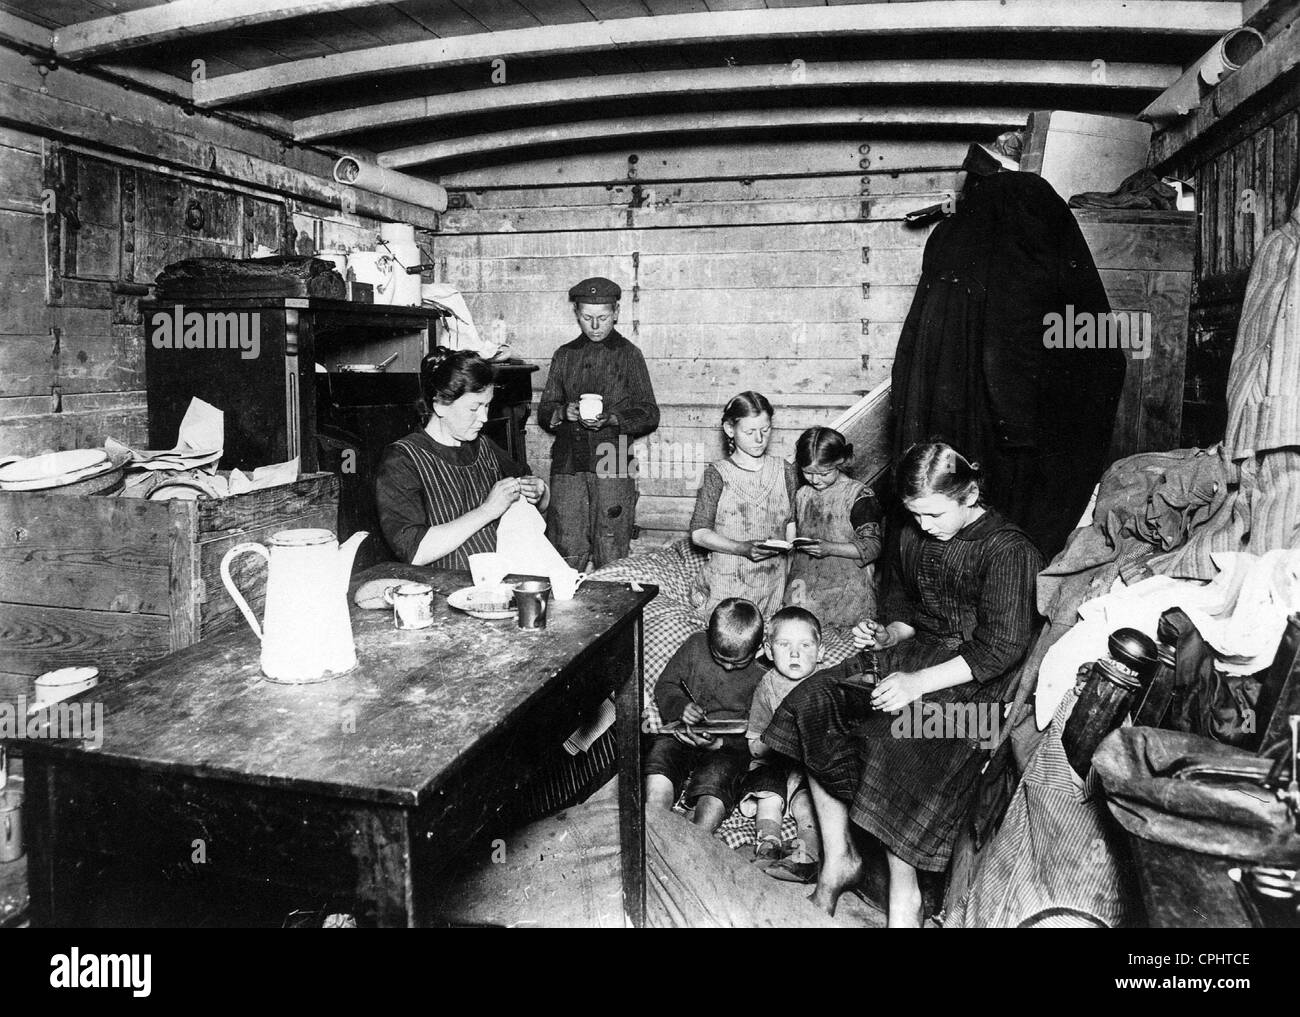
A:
<box><xmin>221</xmin><ymin>528</ymin><xmax>368</xmax><ymax>683</ymax></box>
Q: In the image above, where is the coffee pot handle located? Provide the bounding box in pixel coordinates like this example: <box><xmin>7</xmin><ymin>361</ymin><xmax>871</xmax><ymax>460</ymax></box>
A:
<box><xmin>220</xmin><ymin>542</ymin><xmax>271</xmax><ymax>641</ymax></box>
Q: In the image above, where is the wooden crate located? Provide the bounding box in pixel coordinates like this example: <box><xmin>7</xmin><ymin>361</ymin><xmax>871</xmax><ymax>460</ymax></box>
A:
<box><xmin>1022</xmin><ymin>111</ymin><xmax>1153</xmax><ymax>204</ymax></box>
<box><xmin>0</xmin><ymin>473</ymin><xmax>339</xmax><ymax>697</ymax></box>
<box><xmin>1076</xmin><ymin>210</ymin><xmax>1198</xmax><ymax>461</ymax></box>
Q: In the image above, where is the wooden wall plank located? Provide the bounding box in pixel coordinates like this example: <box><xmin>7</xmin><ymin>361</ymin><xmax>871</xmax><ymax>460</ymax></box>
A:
<box><xmin>0</xmin><ymin>404</ymin><xmax>147</xmax><ymax>457</ymax></box>
<box><xmin>437</xmin><ymin>140</ymin><xmax>972</xmax><ymax>187</ymax></box>
<box><xmin>1138</xmin><ymin>271</ymin><xmax>1194</xmax><ymax>452</ymax></box>
<box><xmin>440</xmin><ymin>192</ymin><xmax>943</xmax><ymax>233</ymax></box>
<box><xmin>634</xmin><ymin>322</ymin><xmax>868</xmax><ymax>360</ymax></box>
<box><xmin>0</xmin><ymin>601</ymin><xmax>170</xmax><ymax>678</ymax></box>
<box><xmin>0</xmin><ymin>670</ymin><xmax>32</xmax><ymax>711</ymax></box>
<box><xmin>1233</xmin><ymin>139</ymin><xmax>1254</xmax><ymax>273</ymax></box>
<box><xmin>0</xmin><ymin>491</ymin><xmax>172</xmax><ymax>613</ymax></box>
<box><xmin>1076</xmin><ymin>218</ymin><xmax>1197</xmax><ymax>272</ymax></box>
<box><xmin>1274</xmin><ymin>111</ymin><xmax>1298</xmax><ymax>227</ymax></box>
<box><xmin>448</xmin><ymin>172</ymin><xmax>953</xmax><ymax>209</ymax></box>
<box><xmin>437</xmin><ymin>247</ymin><xmax>924</xmax><ymax>292</ymax></box>
<box><xmin>0</xmin><ymin>208</ymin><xmax>45</xmax><ymax>270</ymax></box>
<box><xmin>1254</xmin><ymin>125</ymin><xmax>1274</xmax><ymax>245</ymax></box>
<box><xmin>0</xmin><ymin>330</ymin><xmax>146</xmax><ymax>398</ymax></box>
<box><xmin>634</xmin><ymin>495</ymin><xmax>702</xmax><ymax>534</ymax></box>
<box><xmin>530</xmin><ymin>357</ymin><xmax>872</xmax><ymax>399</ymax></box>
<box><xmin>0</xmin><ymin>125</ymin><xmax>41</xmax><ymax>154</ymax></box>
<box><xmin>464</xmin><ymin>288</ymin><xmax>910</xmax><ymax>340</ymax></box>
<box><xmin>435</xmin><ymin>220</ymin><xmax>927</xmax><ymax>257</ymax></box>
<box><xmin>1216</xmin><ymin>148</ymin><xmax>1233</xmax><ymax>277</ymax></box>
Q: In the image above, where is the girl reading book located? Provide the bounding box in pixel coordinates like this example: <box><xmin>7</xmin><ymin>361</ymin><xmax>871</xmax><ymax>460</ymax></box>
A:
<box><xmin>785</xmin><ymin>427</ymin><xmax>882</xmax><ymax>628</ymax></box>
<box><xmin>689</xmin><ymin>392</ymin><xmax>798</xmax><ymax>620</ymax></box>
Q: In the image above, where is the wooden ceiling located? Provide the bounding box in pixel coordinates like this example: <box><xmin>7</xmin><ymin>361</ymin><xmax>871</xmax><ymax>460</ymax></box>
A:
<box><xmin>0</xmin><ymin>0</ymin><xmax>1245</xmax><ymax>178</ymax></box>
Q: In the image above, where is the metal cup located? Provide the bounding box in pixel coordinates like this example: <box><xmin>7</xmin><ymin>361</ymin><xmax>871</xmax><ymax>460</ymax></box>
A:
<box><xmin>578</xmin><ymin>393</ymin><xmax>603</xmax><ymax>420</ymax></box>
<box><xmin>384</xmin><ymin>582</ymin><xmax>435</xmax><ymax>630</ymax></box>
<box><xmin>513</xmin><ymin>580</ymin><xmax>551</xmax><ymax>630</ymax></box>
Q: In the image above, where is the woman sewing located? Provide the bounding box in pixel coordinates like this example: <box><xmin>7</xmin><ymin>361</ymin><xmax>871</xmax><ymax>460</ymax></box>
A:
<box><xmin>376</xmin><ymin>347</ymin><xmax>548</xmax><ymax>568</ymax></box>
<box><xmin>761</xmin><ymin>441</ymin><xmax>1043</xmax><ymax>926</ymax></box>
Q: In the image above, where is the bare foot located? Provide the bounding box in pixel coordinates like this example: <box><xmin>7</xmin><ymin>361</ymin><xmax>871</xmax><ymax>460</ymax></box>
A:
<box><xmin>808</xmin><ymin>852</ymin><xmax>864</xmax><ymax>917</ymax></box>
<box><xmin>887</xmin><ymin>885</ymin><xmax>924</xmax><ymax>928</ymax></box>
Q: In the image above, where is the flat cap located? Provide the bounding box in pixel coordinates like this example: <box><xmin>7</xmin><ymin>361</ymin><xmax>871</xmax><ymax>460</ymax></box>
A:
<box><xmin>568</xmin><ymin>277</ymin><xmax>621</xmax><ymax>303</ymax></box>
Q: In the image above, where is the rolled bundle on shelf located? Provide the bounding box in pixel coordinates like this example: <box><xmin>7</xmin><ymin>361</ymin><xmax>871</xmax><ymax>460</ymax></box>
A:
<box><xmin>1199</xmin><ymin>26</ymin><xmax>1266</xmax><ymax>87</ymax></box>
<box><xmin>1141</xmin><ymin>26</ymin><xmax>1266</xmax><ymax>124</ymax></box>
<box><xmin>332</xmin><ymin>156</ymin><xmax>449</xmax><ymax>214</ymax></box>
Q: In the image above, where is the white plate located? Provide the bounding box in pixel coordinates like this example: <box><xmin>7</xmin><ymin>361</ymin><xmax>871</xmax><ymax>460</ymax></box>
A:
<box><xmin>446</xmin><ymin>585</ymin><xmax>516</xmax><ymax>621</ymax></box>
<box><xmin>148</xmin><ymin>481</ymin><xmax>208</xmax><ymax>501</ymax></box>
<box><xmin>0</xmin><ymin>448</ymin><xmax>106</xmax><ymax>482</ymax></box>
<box><xmin>0</xmin><ymin>449</ymin><xmax>116</xmax><ymax>491</ymax></box>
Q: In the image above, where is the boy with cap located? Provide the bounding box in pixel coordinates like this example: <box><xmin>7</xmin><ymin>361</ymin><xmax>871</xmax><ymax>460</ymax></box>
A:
<box><xmin>538</xmin><ymin>277</ymin><xmax>660</xmax><ymax>570</ymax></box>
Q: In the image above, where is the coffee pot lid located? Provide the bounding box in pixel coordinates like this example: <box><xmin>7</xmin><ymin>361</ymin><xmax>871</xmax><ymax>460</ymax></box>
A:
<box><xmin>270</xmin><ymin>528</ymin><xmax>335</xmax><ymax>547</ymax></box>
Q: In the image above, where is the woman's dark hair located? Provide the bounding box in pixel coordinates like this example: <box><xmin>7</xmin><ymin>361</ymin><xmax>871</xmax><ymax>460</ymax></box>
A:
<box><xmin>720</xmin><ymin>391</ymin><xmax>774</xmax><ymax>453</ymax></box>
<box><xmin>896</xmin><ymin>441</ymin><xmax>984</xmax><ymax>504</ymax></box>
<box><xmin>795</xmin><ymin>426</ymin><xmax>853</xmax><ymax>473</ymax></box>
<box><xmin>420</xmin><ymin>346</ymin><xmax>496</xmax><ymax>407</ymax></box>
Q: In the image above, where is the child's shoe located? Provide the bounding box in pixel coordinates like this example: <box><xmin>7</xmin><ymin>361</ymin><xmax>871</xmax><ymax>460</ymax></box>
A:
<box><xmin>753</xmin><ymin>834</ymin><xmax>788</xmax><ymax>863</ymax></box>
<box><xmin>765</xmin><ymin>856</ymin><xmax>819</xmax><ymax>884</ymax></box>
<box><xmin>765</xmin><ymin>837</ymin><xmax>819</xmax><ymax>883</ymax></box>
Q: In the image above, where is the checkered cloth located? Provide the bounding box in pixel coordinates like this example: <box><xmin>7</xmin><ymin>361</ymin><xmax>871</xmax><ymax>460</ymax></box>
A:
<box><xmin>590</xmin><ymin>538</ymin><xmax>860</xmax><ymax>849</ymax></box>
<box><xmin>715</xmin><ymin>805</ymin><xmax>800</xmax><ymax>851</ymax></box>
<box><xmin>588</xmin><ymin>539</ymin><xmax>711</xmax><ymax>731</ymax></box>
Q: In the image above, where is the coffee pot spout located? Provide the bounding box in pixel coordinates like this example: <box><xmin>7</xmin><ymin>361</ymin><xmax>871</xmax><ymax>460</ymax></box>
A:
<box><xmin>337</xmin><ymin>531</ymin><xmax>369</xmax><ymax>592</ymax></box>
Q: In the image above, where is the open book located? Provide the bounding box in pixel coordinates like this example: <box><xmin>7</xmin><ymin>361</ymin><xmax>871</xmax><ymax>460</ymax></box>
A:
<box><xmin>754</xmin><ymin>537</ymin><xmax>821</xmax><ymax>553</ymax></box>
<box><xmin>657</xmin><ymin>718</ymin><xmax>749</xmax><ymax>736</ymax></box>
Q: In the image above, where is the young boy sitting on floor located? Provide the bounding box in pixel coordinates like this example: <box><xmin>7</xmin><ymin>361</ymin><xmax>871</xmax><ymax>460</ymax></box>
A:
<box><xmin>740</xmin><ymin>606</ymin><xmax>824</xmax><ymax>882</ymax></box>
<box><xmin>644</xmin><ymin>598</ymin><xmax>766</xmax><ymax>833</ymax></box>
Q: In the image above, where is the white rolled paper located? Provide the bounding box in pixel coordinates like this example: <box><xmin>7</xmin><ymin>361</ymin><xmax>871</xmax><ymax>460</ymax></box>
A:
<box><xmin>332</xmin><ymin>156</ymin><xmax>449</xmax><ymax>214</ymax></box>
<box><xmin>1199</xmin><ymin>26</ymin><xmax>1265</xmax><ymax>87</ymax></box>
<box><xmin>1141</xmin><ymin>26</ymin><xmax>1266</xmax><ymax>124</ymax></box>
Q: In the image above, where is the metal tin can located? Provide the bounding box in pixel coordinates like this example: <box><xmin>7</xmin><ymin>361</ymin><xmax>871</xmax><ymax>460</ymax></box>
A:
<box><xmin>1063</xmin><ymin>656</ymin><xmax>1143</xmax><ymax>778</ymax></box>
<box><xmin>0</xmin><ymin>790</ymin><xmax>23</xmax><ymax>863</ymax></box>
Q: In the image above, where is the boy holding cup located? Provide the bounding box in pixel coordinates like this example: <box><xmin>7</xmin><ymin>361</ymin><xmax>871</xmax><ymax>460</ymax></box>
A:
<box><xmin>538</xmin><ymin>277</ymin><xmax>660</xmax><ymax>570</ymax></box>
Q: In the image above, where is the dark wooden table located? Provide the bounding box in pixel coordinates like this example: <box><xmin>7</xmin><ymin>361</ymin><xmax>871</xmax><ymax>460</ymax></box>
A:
<box><xmin>18</xmin><ymin>565</ymin><xmax>656</xmax><ymax>927</ymax></box>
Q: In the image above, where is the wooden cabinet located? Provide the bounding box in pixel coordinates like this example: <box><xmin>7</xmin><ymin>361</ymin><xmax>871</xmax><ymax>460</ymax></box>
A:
<box><xmin>142</xmin><ymin>297</ymin><xmax>540</xmax><ymax>567</ymax></box>
<box><xmin>141</xmin><ymin>297</ymin><xmax>439</xmax><ymax>473</ymax></box>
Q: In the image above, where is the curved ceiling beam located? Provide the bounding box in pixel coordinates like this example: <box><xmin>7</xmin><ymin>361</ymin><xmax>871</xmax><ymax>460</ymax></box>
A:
<box><xmin>193</xmin><ymin>1</ymin><xmax>1241</xmax><ymax>108</ymax></box>
<box><xmin>53</xmin><ymin>0</ymin><xmax>395</xmax><ymax>62</ymax></box>
<box><xmin>295</xmin><ymin>58</ymin><xmax>1179</xmax><ymax>143</ymax></box>
<box><xmin>376</xmin><ymin>106</ymin><xmax>1039</xmax><ymax>170</ymax></box>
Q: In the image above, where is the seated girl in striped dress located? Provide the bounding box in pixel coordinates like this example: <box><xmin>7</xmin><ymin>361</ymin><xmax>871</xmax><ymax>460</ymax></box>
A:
<box><xmin>761</xmin><ymin>442</ymin><xmax>1043</xmax><ymax>925</ymax></box>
